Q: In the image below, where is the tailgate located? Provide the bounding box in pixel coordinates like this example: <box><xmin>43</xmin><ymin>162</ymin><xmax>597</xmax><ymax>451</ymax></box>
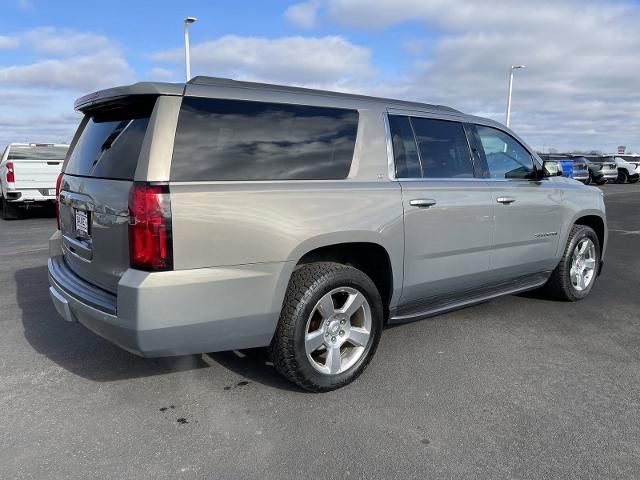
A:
<box><xmin>59</xmin><ymin>175</ymin><xmax>132</xmax><ymax>293</ymax></box>
<box><xmin>59</xmin><ymin>97</ymin><xmax>155</xmax><ymax>293</ymax></box>
<box><xmin>13</xmin><ymin>160</ymin><xmax>63</xmax><ymax>190</ymax></box>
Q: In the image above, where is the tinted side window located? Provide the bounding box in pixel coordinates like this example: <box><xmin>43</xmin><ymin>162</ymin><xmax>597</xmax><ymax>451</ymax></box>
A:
<box><xmin>388</xmin><ymin>115</ymin><xmax>421</xmax><ymax>178</ymax></box>
<box><xmin>65</xmin><ymin>117</ymin><xmax>150</xmax><ymax>180</ymax></box>
<box><xmin>171</xmin><ymin>98</ymin><xmax>358</xmax><ymax>181</ymax></box>
<box><xmin>475</xmin><ymin>125</ymin><xmax>534</xmax><ymax>180</ymax></box>
<box><xmin>410</xmin><ymin>117</ymin><xmax>474</xmax><ymax>178</ymax></box>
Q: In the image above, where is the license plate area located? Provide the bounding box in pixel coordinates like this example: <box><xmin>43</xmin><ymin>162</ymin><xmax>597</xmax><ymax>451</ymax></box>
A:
<box><xmin>75</xmin><ymin>209</ymin><xmax>90</xmax><ymax>237</ymax></box>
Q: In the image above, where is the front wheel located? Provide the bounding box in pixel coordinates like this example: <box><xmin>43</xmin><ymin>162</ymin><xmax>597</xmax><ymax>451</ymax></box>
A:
<box><xmin>544</xmin><ymin>225</ymin><xmax>600</xmax><ymax>301</ymax></box>
<box><xmin>628</xmin><ymin>176</ymin><xmax>639</xmax><ymax>184</ymax></box>
<box><xmin>616</xmin><ymin>170</ymin><xmax>628</xmax><ymax>184</ymax></box>
<box><xmin>270</xmin><ymin>262</ymin><xmax>383</xmax><ymax>392</ymax></box>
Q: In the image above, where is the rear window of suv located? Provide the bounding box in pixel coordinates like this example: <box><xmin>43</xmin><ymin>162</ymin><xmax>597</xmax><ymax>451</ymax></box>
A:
<box><xmin>170</xmin><ymin>98</ymin><xmax>359</xmax><ymax>181</ymax></box>
<box><xmin>65</xmin><ymin>97</ymin><xmax>156</xmax><ymax>180</ymax></box>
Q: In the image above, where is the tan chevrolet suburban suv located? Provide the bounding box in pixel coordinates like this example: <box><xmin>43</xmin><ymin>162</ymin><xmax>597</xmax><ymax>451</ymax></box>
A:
<box><xmin>48</xmin><ymin>77</ymin><xmax>607</xmax><ymax>391</ymax></box>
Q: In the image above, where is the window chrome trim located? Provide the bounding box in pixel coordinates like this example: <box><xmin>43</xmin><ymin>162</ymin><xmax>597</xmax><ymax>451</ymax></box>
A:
<box><xmin>383</xmin><ymin>112</ymin><xmax>396</xmax><ymax>181</ymax></box>
<box><xmin>407</xmin><ymin>116</ymin><xmax>425</xmax><ymax>177</ymax></box>
<box><xmin>390</xmin><ymin>177</ymin><xmax>494</xmax><ymax>183</ymax></box>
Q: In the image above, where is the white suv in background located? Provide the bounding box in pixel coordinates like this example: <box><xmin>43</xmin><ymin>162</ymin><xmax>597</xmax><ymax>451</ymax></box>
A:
<box><xmin>604</xmin><ymin>155</ymin><xmax>640</xmax><ymax>184</ymax></box>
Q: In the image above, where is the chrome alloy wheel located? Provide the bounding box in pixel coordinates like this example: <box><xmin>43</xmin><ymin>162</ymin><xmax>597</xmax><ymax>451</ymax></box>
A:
<box><xmin>304</xmin><ymin>287</ymin><xmax>372</xmax><ymax>375</ymax></box>
<box><xmin>570</xmin><ymin>238</ymin><xmax>597</xmax><ymax>291</ymax></box>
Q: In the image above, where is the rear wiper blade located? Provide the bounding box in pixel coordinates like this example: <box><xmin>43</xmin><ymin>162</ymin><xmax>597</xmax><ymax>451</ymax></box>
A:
<box><xmin>99</xmin><ymin>120</ymin><xmax>130</xmax><ymax>152</ymax></box>
<box><xmin>89</xmin><ymin>120</ymin><xmax>132</xmax><ymax>174</ymax></box>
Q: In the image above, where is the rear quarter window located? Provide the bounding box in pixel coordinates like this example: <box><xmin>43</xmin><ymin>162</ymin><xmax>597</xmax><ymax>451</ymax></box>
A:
<box><xmin>170</xmin><ymin>98</ymin><xmax>359</xmax><ymax>181</ymax></box>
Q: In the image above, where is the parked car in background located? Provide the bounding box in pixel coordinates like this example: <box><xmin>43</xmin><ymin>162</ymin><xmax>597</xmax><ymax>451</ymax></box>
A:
<box><xmin>0</xmin><ymin>143</ymin><xmax>67</xmax><ymax>219</ymax></box>
<box><xmin>570</xmin><ymin>156</ymin><xmax>606</xmax><ymax>185</ymax></box>
<box><xmin>614</xmin><ymin>154</ymin><xmax>640</xmax><ymax>166</ymax></box>
<box><xmin>602</xmin><ymin>155</ymin><xmax>640</xmax><ymax>184</ymax></box>
<box><xmin>570</xmin><ymin>156</ymin><xmax>591</xmax><ymax>183</ymax></box>
<box><xmin>580</xmin><ymin>157</ymin><xmax>607</xmax><ymax>185</ymax></box>
<box><xmin>584</xmin><ymin>156</ymin><xmax>618</xmax><ymax>183</ymax></box>
<box><xmin>48</xmin><ymin>77</ymin><xmax>608</xmax><ymax>391</ymax></box>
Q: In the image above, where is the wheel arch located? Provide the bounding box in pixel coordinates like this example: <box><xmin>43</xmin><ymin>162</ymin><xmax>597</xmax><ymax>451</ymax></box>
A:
<box><xmin>272</xmin><ymin>234</ymin><xmax>401</xmax><ymax>324</ymax></box>
<box><xmin>573</xmin><ymin>214</ymin><xmax>606</xmax><ymax>261</ymax></box>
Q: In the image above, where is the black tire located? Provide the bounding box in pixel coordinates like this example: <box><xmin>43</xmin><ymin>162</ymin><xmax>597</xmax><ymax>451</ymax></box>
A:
<box><xmin>0</xmin><ymin>195</ymin><xmax>19</xmax><ymax>220</ymax></box>
<box><xmin>615</xmin><ymin>170</ymin><xmax>628</xmax><ymax>184</ymax></box>
<box><xmin>269</xmin><ymin>262</ymin><xmax>383</xmax><ymax>392</ymax></box>
<box><xmin>544</xmin><ymin>225</ymin><xmax>600</xmax><ymax>301</ymax></box>
<box><xmin>628</xmin><ymin>177</ymin><xmax>639</xmax><ymax>184</ymax></box>
<box><xmin>584</xmin><ymin>174</ymin><xmax>592</xmax><ymax>185</ymax></box>
<box><xmin>596</xmin><ymin>178</ymin><xmax>607</xmax><ymax>185</ymax></box>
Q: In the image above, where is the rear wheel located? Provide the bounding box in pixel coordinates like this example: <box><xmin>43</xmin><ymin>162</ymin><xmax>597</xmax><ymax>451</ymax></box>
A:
<box><xmin>628</xmin><ymin>176</ymin><xmax>639</xmax><ymax>184</ymax></box>
<box><xmin>0</xmin><ymin>195</ymin><xmax>19</xmax><ymax>220</ymax></box>
<box><xmin>544</xmin><ymin>225</ymin><xmax>600</xmax><ymax>301</ymax></box>
<box><xmin>584</xmin><ymin>174</ymin><xmax>592</xmax><ymax>185</ymax></box>
<box><xmin>616</xmin><ymin>170</ymin><xmax>628</xmax><ymax>184</ymax></box>
<box><xmin>269</xmin><ymin>262</ymin><xmax>383</xmax><ymax>392</ymax></box>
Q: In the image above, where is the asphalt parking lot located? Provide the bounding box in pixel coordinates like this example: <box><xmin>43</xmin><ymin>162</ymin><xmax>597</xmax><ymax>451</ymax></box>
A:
<box><xmin>1</xmin><ymin>184</ymin><xmax>639</xmax><ymax>479</ymax></box>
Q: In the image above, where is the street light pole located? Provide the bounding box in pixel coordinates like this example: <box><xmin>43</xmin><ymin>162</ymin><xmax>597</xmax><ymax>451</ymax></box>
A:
<box><xmin>505</xmin><ymin>65</ymin><xmax>525</xmax><ymax>127</ymax></box>
<box><xmin>183</xmin><ymin>16</ymin><xmax>198</xmax><ymax>81</ymax></box>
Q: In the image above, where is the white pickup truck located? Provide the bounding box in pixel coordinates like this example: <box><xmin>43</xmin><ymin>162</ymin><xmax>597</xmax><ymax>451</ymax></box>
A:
<box><xmin>0</xmin><ymin>143</ymin><xmax>68</xmax><ymax>219</ymax></box>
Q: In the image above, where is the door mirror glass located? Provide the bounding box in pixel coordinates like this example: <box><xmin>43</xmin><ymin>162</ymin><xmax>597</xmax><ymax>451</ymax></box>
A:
<box><xmin>542</xmin><ymin>160</ymin><xmax>563</xmax><ymax>177</ymax></box>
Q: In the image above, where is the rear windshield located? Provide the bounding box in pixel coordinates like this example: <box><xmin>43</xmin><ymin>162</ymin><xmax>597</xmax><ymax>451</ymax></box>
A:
<box><xmin>171</xmin><ymin>98</ymin><xmax>359</xmax><ymax>181</ymax></box>
<box><xmin>8</xmin><ymin>145</ymin><xmax>68</xmax><ymax>160</ymax></box>
<box><xmin>65</xmin><ymin>98</ymin><xmax>155</xmax><ymax>180</ymax></box>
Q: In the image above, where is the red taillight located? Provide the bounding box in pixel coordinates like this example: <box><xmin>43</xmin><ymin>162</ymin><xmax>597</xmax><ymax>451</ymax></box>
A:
<box><xmin>6</xmin><ymin>162</ymin><xmax>15</xmax><ymax>183</ymax></box>
<box><xmin>55</xmin><ymin>173</ymin><xmax>63</xmax><ymax>230</ymax></box>
<box><xmin>128</xmin><ymin>183</ymin><xmax>173</xmax><ymax>271</ymax></box>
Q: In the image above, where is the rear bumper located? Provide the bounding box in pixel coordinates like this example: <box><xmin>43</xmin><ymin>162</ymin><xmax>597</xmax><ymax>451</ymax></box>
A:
<box><xmin>47</xmin><ymin>233</ymin><xmax>292</xmax><ymax>357</ymax></box>
<box><xmin>4</xmin><ymin>188</ymin><xmax>56</xmax><ymax>203</ymax></box>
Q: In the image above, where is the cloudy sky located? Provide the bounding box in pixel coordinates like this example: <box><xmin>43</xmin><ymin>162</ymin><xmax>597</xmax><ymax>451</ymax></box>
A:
<box><xmin>1</xmin><ymin>0</ymin><xmax>639</xmax><ymax>153</ymax></box>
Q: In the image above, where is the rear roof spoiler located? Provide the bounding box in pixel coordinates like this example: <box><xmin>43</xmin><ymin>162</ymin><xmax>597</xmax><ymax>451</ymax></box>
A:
<box><xmin>74</xmin><ymin>82</ymin><xmax>185</xmax><ymax>112</ymax></box>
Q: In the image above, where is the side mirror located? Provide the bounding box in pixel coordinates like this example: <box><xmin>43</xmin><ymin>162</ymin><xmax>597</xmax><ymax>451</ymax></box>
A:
<box><xmin>542</xmin><ymin>160</ymin><xmax>563</xmax><ymax>178</ymax></box>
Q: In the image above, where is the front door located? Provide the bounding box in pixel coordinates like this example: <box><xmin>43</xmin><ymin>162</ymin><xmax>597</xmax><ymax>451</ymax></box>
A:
<box><xmin>469</xmin><ymin>124</ymin><xmax>563</xmax><ymax>280</ymax></box>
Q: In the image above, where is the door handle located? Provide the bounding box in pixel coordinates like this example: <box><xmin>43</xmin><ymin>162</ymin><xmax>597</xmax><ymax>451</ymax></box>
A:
<box><xmin>409</xmin><ymin>198</ymin><xmax>437</xmax><ymax>208</ymax></box>
<box><xmin>496</xmin><ymin>196</ymin><xmax>516</xmax><ymax>205</ymax></box>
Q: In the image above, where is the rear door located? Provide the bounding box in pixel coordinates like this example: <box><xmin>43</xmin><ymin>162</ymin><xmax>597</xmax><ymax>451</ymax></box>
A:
<box><xmin>59</xmin><ymin>98</ymin><xmax>156</xmax><ymax>293</ymax></box>
<box><xmin>389</xmin><ymin>114</ymin><xmax>494</xmax><ymax>309</ymax></box>
<box><xmin>469</xmin><ymin>124</ymin><xmax>563</xmax><ymax>279</ymax></box>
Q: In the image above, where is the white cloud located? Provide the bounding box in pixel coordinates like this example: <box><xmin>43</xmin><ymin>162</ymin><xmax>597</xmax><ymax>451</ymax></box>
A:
<box><xmin>0</xmin><ymin>27</ymin><xmax>132</xmax><ymax>149</ymax></box>
<box><xmin>284</xmin><ymin>0</ymin><xmax>321</xmax><ymax>29</ymax></box>
<box><xmin>22</xmin><ymin>27</ymin><xmax>111</xmax><ymax>56</ymax></box>
<box><xmin>319</xmin><ymin>0</ymin><xmax>640</xmax><ymax>152</ymax></box>
<box><xmin>0</xmin><ymin>35</ymin><xmax>19</xmax><ymax>49</ymax></box>
<box><xmin>0</xmin><ymin>96</ymin><xmax>81</xmax><ymax>147</ymax></box>
<box><xmin>152</xmin><ymin>35</ymin><xmax>375</xmax><ymax>87</ymax></box>
<box><xmin>0</xmin><ymin>51</ymin><xmax>133</xmax><ymax>91</ymax></box>
<box><xmin>148</xmin><ymin>67</ymin><xmax>176</xmax><ymax>80</ymax></box>
<box><xmin>0</xmin><ymin>28</ymin><xmax>132</xmax><ymax>91</ymax></box>
<box><xmin>17</xmin><ymin>0</ymin><xmax>32</xmax><ymax>10</ymax></box>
